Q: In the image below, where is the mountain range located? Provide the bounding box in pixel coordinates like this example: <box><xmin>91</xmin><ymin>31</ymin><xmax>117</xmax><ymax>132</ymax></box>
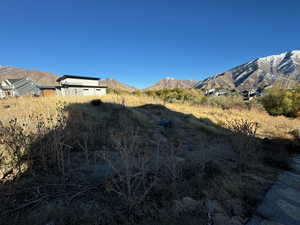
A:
<box><xmin>194</xmin><ymin>50</ymin><xmax>300</xmax><ymax>90</ymax></box>
<box><xmin>99</xmin><ymin>78</ymin><xmax>137</xmax><ymax>91</ymax></box>
<box><xmin>144</xmin><ymin>77</ymin><xmax>198</xmax><ymax>91</ymax></box>
<box><xmin>1</xmin><ymin>50</ymin><xmax>300</xmax><ymax>91</ymax></box>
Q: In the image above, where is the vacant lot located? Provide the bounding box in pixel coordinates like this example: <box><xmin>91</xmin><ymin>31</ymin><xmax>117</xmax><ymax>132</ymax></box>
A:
<box><xmin>0</xmin><ymin>94</ymin><xmax>299</xmax><ymax>225</ymax></box>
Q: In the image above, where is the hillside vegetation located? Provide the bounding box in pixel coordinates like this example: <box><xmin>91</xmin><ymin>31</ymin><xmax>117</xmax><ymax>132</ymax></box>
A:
<box><xmin>0</xmin><ymin>94</ymin><xmax>299</xmax><ymax>225</ymax></box>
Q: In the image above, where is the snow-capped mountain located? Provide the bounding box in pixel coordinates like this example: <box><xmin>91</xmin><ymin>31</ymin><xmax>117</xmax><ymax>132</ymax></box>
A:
<box><xmin>195</xmin><ymin>50</ymin><xmax>300</xmax><ymax>90</ymax></box>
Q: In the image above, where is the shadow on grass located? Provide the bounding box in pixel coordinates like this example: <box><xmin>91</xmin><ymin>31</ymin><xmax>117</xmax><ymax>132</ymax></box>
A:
<box><xmin>0</xmin><ymin>101</ymin><xmax>298</xmax><ymax>225</ymax></box>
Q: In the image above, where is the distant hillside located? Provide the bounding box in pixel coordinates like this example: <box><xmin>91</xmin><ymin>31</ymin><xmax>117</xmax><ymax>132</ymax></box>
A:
<box><xmin>99</xmin><ymin>78</ymin><xmax>138</xmax><ymax>91</ymax></box>
<box><xmin>181</xmin><ymin>79</ymin><xmax>199</xmax><ymax>88</ymax></box>
<box><xmin>0</xmin><ymin>65</ymin><xmax>58</xmax><ymax>86</ymax></box>
<box><xmin>145</xmin><ymin>77</ymin><xmax>198</xmax><ymax>91</ymax></box>
<box><xmin>195</xmin><ymin>50</ymin><xmax>300</xmax><ymax>91</ymax></box>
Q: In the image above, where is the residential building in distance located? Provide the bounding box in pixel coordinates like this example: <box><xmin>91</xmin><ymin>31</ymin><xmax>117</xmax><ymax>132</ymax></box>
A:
<box><xmin>0</xmin><ymin>78</ymin><xmax>40</xmax><ymax>97</ymax></box>
<box><xmin>56</xmin><ymin>75</ymin><xmax>107</xmax><ymax>97</ymax></box>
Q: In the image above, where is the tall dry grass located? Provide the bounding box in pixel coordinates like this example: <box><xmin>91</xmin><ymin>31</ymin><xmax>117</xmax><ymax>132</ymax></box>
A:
<box><xmin>1</xmin><ymin>94</ymin><xmax>299</xmax><ymax>139</ymax></box>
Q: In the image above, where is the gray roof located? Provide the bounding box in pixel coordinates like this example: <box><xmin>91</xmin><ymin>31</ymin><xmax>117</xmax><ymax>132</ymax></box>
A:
<box><xmin>37</xmin><ymin>85</ymin><xmax>56</xmax><ymax>90</ymax></box>
<box><xmin>7</xmin><ymin>78</ymin><xmax>25</xmax><ymax>84</ymax></box>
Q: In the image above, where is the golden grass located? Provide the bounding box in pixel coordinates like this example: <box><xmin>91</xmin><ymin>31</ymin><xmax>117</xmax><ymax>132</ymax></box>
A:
<box><xmin>0</xmin><ymin>94</ymin><xmax>299</xmax><ymax>139</ymax></box>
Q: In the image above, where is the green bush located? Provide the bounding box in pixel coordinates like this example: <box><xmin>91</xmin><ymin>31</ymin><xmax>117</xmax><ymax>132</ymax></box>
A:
<box><xmin>260</xmin><ymin>86</ymin><xmax>300</xmax><ymax>117</ymax></box>
<box><xmin>144</xmin><ymin>88</ymin><xmax>206</xmax><ymax>104</ymax></box>
<box><xmin>131</xmin><ymin>90</ymin><xmax>143</xmax><ymax>96</ymax></box>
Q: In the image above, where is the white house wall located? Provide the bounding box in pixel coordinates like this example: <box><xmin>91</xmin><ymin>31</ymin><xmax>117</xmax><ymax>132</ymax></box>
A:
<box><xmin>56</xmin><ymin>88</ymin><xmax>62</xmax><ymax>96</ymax></box>
<box><xmin>59</xmin><ymin>78</ymin><xmax>99</xmax><ymax>86</ymax></box>
<box><xmin>60</xmin><ymin>87</ymin><xmax>106</xmax><ymax>97</ymax></box>
<box><xmin>0</xmin><ymin>89</ymin><xmax>5</xmax><ymax>99</ymax></box>
<box><xmin>97</xmin><ymin>88</ymin><xmax>106</xmax><ymax>96</ymax></box>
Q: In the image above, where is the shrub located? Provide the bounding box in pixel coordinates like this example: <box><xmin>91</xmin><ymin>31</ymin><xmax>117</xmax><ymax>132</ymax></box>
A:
<box><xmin>0</xmin><ymin>118</ymin><xmax>33</xmax><ymax>175</ymax></box>
<box><xmin>144</xmin><ymin>88</ymin><xmax>206</xmax><ymax>105</ymax></box>
<box><xmin>0</xmin><ymin>102</ymin><xmax>69</xmax><ymax>178</ymax></box>
<box><xmin>226</xmin><ymin>118</ymin><xmax>259</xmax><ymax>137</ymax></box>
<box><xmin>101</xmin><ymin>132</ymin><xmax>158</xmax><ymax>216</ymax></box>
<box><xmin>225</xmin><ymin>119</ymin><xmax>260</xmax><ymax>171</ymax></box>
<box><xmin>260</xmin><ymin>85</ymin><xmax>300</xmax><ymax>117</ymax></box>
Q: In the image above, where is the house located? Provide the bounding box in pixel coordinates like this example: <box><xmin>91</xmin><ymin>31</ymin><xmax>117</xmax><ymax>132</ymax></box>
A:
<box><xmin>56</xmin><ymin>75</ymin><xmax>107</xmax><ymax>97</ymax></box>
<box><xmin>37</xmin><ymin>86</ymin><xmax>56</xmax><ymax>96</ymax></box>
<box><xmin>215</xmin><ymin>90</ymin><xmax>230</xmax><ymax>96</ymax></box>
<box><xmin>0</xmin><ymin>78</ymin><xmax>40</xmax><ymax>97</ymax></box>
<box><xmin>205</xmin><ymin>88</ymin><xmax>216</xmax><ymax>96</ymax></box>
<box><xmin>204</xmin><ymin>88</ymin><xmax>232</xmax><ymax>96</ymax></box>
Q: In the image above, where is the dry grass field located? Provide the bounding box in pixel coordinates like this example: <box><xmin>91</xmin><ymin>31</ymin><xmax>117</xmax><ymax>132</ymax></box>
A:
<box><xmin>1</xmin><ymin>94</ymin><xmax>298</xmax><ymax>138</ymax></box>
<box><xmin>0</xmin><ymin>94</ymin><xmax>299</xmax><ymax>225</ymax></box>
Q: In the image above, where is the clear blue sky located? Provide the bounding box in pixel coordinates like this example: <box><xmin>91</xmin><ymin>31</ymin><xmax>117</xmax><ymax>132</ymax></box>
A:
<box><xmin>0</xmin><ymin>0</ymin><xmax>299</xmax><ymax>88</ymax></box>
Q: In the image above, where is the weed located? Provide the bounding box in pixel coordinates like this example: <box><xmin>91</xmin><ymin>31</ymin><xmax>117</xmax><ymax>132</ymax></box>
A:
<box><xmin>101</xmin><ymin>130</ymin><xmax>159</xmax><ymax>220</ymax></box>
<box><xmin>226</xmin><ymin>118</ymin><xmax>259</xmax><ymax>137</ymax></box>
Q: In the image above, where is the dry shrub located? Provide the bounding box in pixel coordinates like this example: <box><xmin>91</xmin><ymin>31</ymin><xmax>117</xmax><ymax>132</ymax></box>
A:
<box><xmin>0</xmin><ymin>102</ymin><xmax>70</xmax><ymax>178</ymax></box>
<box><xmin>226</xmin><ymin>118</ymin><xmax>259</xmax><ymax>137</ymax></box>
<box><xmin>0</xmin><ymin>118</ymin><xmax>33</xmax><ymax>175</ymax></box>
<box><xmin>99</xmin><ymin>131</ymin><xmax>190</xmax><ymax>224</ymax></box>
<box><xmin>101</xmin><ymin>130</ymin><xmax>159</xmax><ymax>219</ymax></box>
<box><xmin>225</xmin><ymin>119</ymin><xmax>260</xmax><ymax>171</ymax></box>
<box><xmin>29</xmin><ymin>103</ymin><xmax>70</xmax><ymax>175</ymax></box>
